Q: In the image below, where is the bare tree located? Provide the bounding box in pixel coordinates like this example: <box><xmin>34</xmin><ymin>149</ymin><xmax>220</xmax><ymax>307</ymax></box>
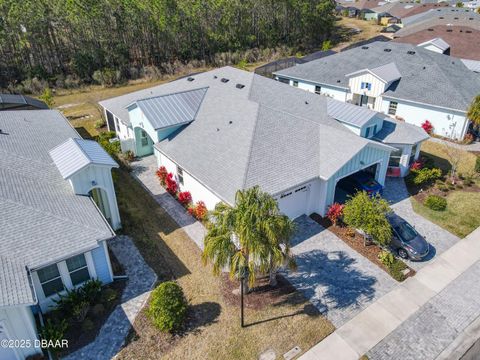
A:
<box><xmin>442</xmin><ymin>143</ymin><xmax>464</xmax><ymax>181</ymax></box>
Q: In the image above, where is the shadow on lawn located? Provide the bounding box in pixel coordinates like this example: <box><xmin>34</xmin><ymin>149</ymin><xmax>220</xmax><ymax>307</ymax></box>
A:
<box><xmin>185</xmin><ymin>302</ymin><xmax>222</xmax><ymax>333</ymax></box>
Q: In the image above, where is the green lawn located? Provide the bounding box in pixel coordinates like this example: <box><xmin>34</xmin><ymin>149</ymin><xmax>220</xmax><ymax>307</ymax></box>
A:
<box><xmin>411</xmin><ymin>191</ymin><xmax>480</xmax><ymax>238</ymax></box>
<box><xmin>420</xmin><ymin>140</ymin><xmax>478</xmax><ymax>175</ymax></box>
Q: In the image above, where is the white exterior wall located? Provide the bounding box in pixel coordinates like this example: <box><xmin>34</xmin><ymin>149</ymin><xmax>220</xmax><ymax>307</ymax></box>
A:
<box><xmin>0</xmin><ymin>307</ymin><xmax>40</xmax><ymax>360</ymax></box>
<box><xmin>31</xmin><ymin>250</ymin><xmax>99</xmax><ymax>312</ymax></box>
<box><xmin>380</xmin><ymin>98</ymin><xmax>469</xmax><ymax>140</ymax></box>
<box><xmin>283</xmin><ymin>77</ymin><xmax>349</xmax><ymax>102</ymax></box>
<box><xmin>68</xmin><ymin>164</ymin><xmax>121</xmax><ymax>230</ymax></box>
<box><xmin>155</xmin><ymin>149</ymin><xmax>222</xmax><ymax>210</ymax></box>
<box><xmin>128</xmin><ymin>106</ymin><xmax>159</xmax><ymax>143</ymax></box>
<box><xmin>348</xmin><ymin>73</ymin><xmax>387</xmax><ymax>99</ymax></box>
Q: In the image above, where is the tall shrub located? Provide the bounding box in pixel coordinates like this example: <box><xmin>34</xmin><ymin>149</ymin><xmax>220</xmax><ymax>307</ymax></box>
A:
<box><xmin>148</xmin><ymin>281</ymin><xmax>187</xmax><ymax>332</ymax></box>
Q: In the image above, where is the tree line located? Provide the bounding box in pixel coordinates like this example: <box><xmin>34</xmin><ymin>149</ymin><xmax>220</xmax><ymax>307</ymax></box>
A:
<box><xmin>0</xmin><ymin>0</ymin><xmax>336</xmax><ymax>90</ymax></box>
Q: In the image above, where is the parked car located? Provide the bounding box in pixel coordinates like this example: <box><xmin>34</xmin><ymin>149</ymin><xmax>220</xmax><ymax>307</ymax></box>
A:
<box><xmin>337</xmin><ymin>171</ymin><xmax>383</xmax><ymax>196</ymax></box>
<box><xmin>387</xmin><ymin>213</ymin><xmax>429</xmax><ymax>260</ymax></box>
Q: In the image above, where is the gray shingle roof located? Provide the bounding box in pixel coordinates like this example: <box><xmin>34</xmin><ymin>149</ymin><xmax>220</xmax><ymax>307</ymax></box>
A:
<box><xmin>0</xmin><ymin>256</ymin><xmax>35</xmax><ymax>307</ymax></box>
<box><xmin>0</xmin><ymin>110</ymin><xmax>115</xmax><ymax>306</ymax></box>
<box><xmin>275</xmin><ymin>41</ymin><xmax>480</xmax><ymax>111</ymax></box>
<box><xmin>401</xmin><ymin>7</ymin><xmax>480</xmax><ymax>27</ymax></box>
<box><xmin>133</xmin><ymin>87</ymin><xmax>208</xmax><ymax>130</ymax></box>
<box><xmin>50</xmin><ymin>138</ymin><xmax>118</xmax><ymax>179</ymax></box>
<box><xmin>374</xmin><ymin>118</ymin><xmax>430</xmax><ymax>144</ymax></box>
<box><xmin>153</xmin><ymin>67</ymin><xmax>392</xmax><ymax>204</ymax></box>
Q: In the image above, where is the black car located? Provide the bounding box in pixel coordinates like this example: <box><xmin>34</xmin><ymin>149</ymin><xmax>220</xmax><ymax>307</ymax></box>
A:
<box><xmin>387</xmin><ymin>213</ymin><xmax>429</xmax><ymax>260</ymax></box>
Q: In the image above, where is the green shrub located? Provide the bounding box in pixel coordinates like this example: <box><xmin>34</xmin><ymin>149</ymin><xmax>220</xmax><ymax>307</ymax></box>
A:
<box><xmin>408</xmin><ymin>167</ymin><xmax>442</xmax><ymax>186</ymax></box>
<box><xmin>424</xmin><ymin>195</ymin><xmax>447</xmax><ymax>211</ymax></box>
<box><xmin>148</xmin><ymin>281</ymin><xmax>187</xmax><ymax>332</ymax></box>
<box><xmin>94</xmin><ymin>119</ymin><xmax>106</xmax><ymax>129</ymax></box>
<box><xmin>438</xmin><ymin>184</ymin><xmax>448</xmax><ymax>192</ymax></box>
<box><xmin>389</xmin><ymin>260</ymin><xmax>407</xmax><ymax>282</ymax></box>
<box><xmin>456</xmin><ymin>184</ymin><xmax>463</xmax><ymax>189</ymax></box>
<box><xmin>72</xmin><ymin>301</ymin><xmax>89</xmax><ymax>322</ymax></box>
<box><xmin>475</xmin><ymin>156</ymin><xmax>480</xmax><ymax>173</ymax></box>
<box><xmin>378</xmin><ymin>250</ymin><xmax>395</xmax><ymax>268</ymax></box>
<box><xmin>448</xmin><ymin>183</ymin><xmax>455</xmax><ymax>190</ymax></box>
<box><xmin>81</xmin><ymin>318</ymin><xmax>95</xmax><ymax>332</ymax></box>
<box><xmin>39</xmin><ymin>319</ymin><xmax>68</xmax><ymax>353</ymax></box>
<box><xmin>81</xmin><ymin>279</ymin><xmax>102</xmax><ymax>305</ymax></box>
<box><xmin>91</xmin><ymin>303</ymin><xmax>105</xmax><ymax>317</ymax></box>
<box><xmin>101</xmin><ymin>288</ymin><xmax>118</xmax><ymax>305</ymax></box>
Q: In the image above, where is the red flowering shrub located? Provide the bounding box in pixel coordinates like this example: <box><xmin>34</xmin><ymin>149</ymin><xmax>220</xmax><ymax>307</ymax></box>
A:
<box><xmin>421</xmin><ymin>120</ymin><xmax>433</xmax><ymax>135</ymax></box>
<box><xmin>188</xmin><ymin>201</ymin><xmax>208</xmax><ymax>221</ymax></box>
<box><xmin>177</xmin><ymin>191</ymin><xmax>192</xmax><ymax>207</ymax></box>
<box><xmin>165</xmin><ymin>173</ymin><xmax>178</xmax><ymax>196</ymax></box>
<box><xmin>156</xmin><ymin>166</ymin><xmax>168</xmax><ymax>186</ymax></box>
<box><xmin>327</xmin><ymin>203</ymin><xmax>344</xmax><ymax>226</ymax></box>
<box><xmin>410</xmin><ymin>160</ymin><xmax>423</xmax><ymax>171</ymax></box>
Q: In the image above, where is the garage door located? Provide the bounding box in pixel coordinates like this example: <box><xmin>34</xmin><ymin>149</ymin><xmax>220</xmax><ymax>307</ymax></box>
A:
<box><xmin>0</xmin><ymin>322</ymin><xmax>18</xmax><ymax>360</ymax></box>
<box><xmin>277</xmin><ymin>185</ymin><xmax>309</xmax><ymax>219</ymax></box>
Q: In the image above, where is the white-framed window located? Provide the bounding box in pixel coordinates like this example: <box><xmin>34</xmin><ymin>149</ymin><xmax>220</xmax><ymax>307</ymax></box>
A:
<box><xmin>37</xmin><ymin>264</ymin><xmax>64</xmax><ymax>297</ymax></box>
<box><xmin>177</xmin><ymin>166</ymin><xmax>184</xmax><ymax>185</ymax></box>
<box><xmin>388</xmin><ymin>101</ymin><xmax>398</xmax><ymax>115</ymax></box>
<box><xmin>140</xmin><ymin>129</ymin><xmax>148</xmax><ymax>147</ymax></box>
<box><xmin>361</xmin><ymin>82</ymin><xmax>372</xmax><ymax>90</ymax></box>
<box><xmin>293</xmin><ymin>80</ymin><xmax>298</xmax><ymax>87</ymax></box>
<box><xmin>315</xmin><ymin>85</ymin><xmax>321</xmax><ymax>94</ymax></box>
<box><xmin>66</xmin><ymin>254</ymin><xmax>91</xmax><ymax>286</ymax></box>
<box><xmin>389</xmin><ymin>147</ymin><xmax>403</xmax><ymax>167</ymax></box>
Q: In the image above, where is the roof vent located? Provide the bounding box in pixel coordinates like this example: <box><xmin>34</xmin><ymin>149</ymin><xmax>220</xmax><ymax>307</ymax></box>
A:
<box><xmin>423</xmin><ymin>66</ymin><xmax>426</xmax><ymax>69</ymax></box>
<box><xmin>469</xmin><ymin>17</ymin><xmax>474</xmax><ymax>20</ymax></box>
<box><xmin>384</xmin><ymin>48</ymin><xmax>392</xmax><ymax>52</ymax></box>
<box><xmin>427</xmin><ymin>28</ymin><xmax>434</xmax><ymax>31</ymax></box>
<box><xmin>446</xmin><ymin>29</ymin><xmax>453</xmax><ymax>32</ymax></box>
<box><xmin>407</xmin><ymin>50</ymin><xmax>416</xmax><ymax>55</ymax></box>
<box><xmin>337</xmin><ymin>80</ymin><xmax>341</xmax><ymax>83</ymax></box>
<box><xmin>213</xmin><ymin>75</ymin><xmax>218</xmax><ymax>79</ymax></box>
<box><xmin>187</xmin><ymin>77</ymin><xmax>194</xmax><ymax>82</ymax></box>
<box><xmin>454</xmin><ymin>17</ymin><xmax>458</xmax><ymax>19</ymax></box>
<box><xmin>305</xmin><ymin>101</ymin><xmax>309</xmax><ymax>105</ymax></box>
<box><xmin>439</xmin><ymin>16</ymin><xmax>444</xmax><ymax>19</ymax></box>
<box><xmin>235</xmin><ymin>83</ymin><xmax>245</xmax><ymax>89</ymax></box>
<box><xmin>229</xmin><ymin>121</ymin><xmax>233</xmax><ymax>124</ymax></box>
<box><xmin>361</xmin><ymin>46</ymin><xmax>369</xmax><ymax>50</ymax></box>
<box><xmin>221</xmin><ymin>78</ymin><xmax>229</xmax><ymax>83</ymax></box>
<box><xmin>466</xmin><ymin>30</ymin><xmax>472</xmax><ymax>33</ymax></box>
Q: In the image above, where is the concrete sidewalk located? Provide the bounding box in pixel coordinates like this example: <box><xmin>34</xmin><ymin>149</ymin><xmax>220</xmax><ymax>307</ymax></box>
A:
<box><xmin>300</xmin><ymin>227</ymin><xmax>480</xmax><ymax>360</ymax></box>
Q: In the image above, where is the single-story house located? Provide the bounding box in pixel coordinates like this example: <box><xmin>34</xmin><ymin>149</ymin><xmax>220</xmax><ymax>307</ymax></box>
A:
<box><xmin>0</xmin><ymin>110</ymin><xmax>120</xmax><ymax>360</ymax></box>
<box><xmin>0</xmin><ymin>94</ymin><xmax>48</xmax><ymax>111</ymax></box>
<box><xmin>100</xmin><ymin>67</ymin><xmax>428</xmax><ymax>219</ymax></box>
<box><xmin>274</xmin><ymin>41</ymin><xmax>480</xmax><ymax>140</ymax></box>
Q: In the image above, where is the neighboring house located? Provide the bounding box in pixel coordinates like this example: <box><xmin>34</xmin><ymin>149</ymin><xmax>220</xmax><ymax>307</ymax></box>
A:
<box><xmin>100</xmin><ymin>67</ymin><xmax>428</xmax><ymax>220</ymax></box>
<box><xmin>401</xmin><ymin>7</ymin><xmax>480</xmax><ymax>27</ymax></box>
<box><xmin>394</xmin><ymin>26</ymin><xmax>480</xmax><ymax>60</ymax></box>
<box><xmin>0</xmin><ymin>110</ymin><xmax>120</xmax><ymax>360</ymax></box>
<box><xmin>368</xmin><ymin>2</ymin><xmax>450</xmax><ymax>23</ymax></box>
<box><xmin>381</xmin><ymin>24</ymin><xmax>403</xmax><ymax>36</ymax></box>
<box><xmin>274</xmin><ymin>41</ymin><xmax>480</xmax><ymax>140</ymax></box>
<box><xmin>0</xmin><ymin>94</ymin><xmax>48</xmax><ymax>110</ymax></box>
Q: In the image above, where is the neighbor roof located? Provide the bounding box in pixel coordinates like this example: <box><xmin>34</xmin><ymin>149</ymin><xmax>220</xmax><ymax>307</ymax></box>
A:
<box><xmin>462</xmin><ymin>58</ymin><xmax>480</xmax><ymax>73</ymax></box>
<box><xmin>326</xmin><ymin>98</ymin><xmax>380</xmax><ymax>127</ymax></box>
<box><xmin>275</xmin><ymin>41</ymin><xmax>480</xmax><ymax>111</ymax></box>
<box><xmin>151</xmin><ymin>67</ymin><xmax>392</xmax><ymax>205</ymax></box>
<box><xmin>417</xmin><ymin>37</ymin><xmax>450</xmax><ymax>52</ymax></box>
<box><xmin>374</xmin><ymin>118</ymin><xmax>429</xmax><ymax>144</ymax></box>
<box><xmin>50</xmin><ymin>138</ymin><xmax>118</xmax><ymax>179</ymax></box>
<box><xmin>371</xmin><ymin>2</ymin><xmax>449</xmax><ymax>19</ymax></box>
<box><xmin>0</xmin><ymin>110</ymin><xmax>114</xmax><ymax>274</ymax></box>
<box><xmin>130</xmin><ymin>87</ymin><xmax>208</xmax><ymax>130</ymax></box>
<box><xmin>0</xmin><ymin>94</ymin><xmax>48</xmax><ymax>111</ymax></box>
<box><xmin>401</xmin><ymin>7</ymin><xmax>480</xmax><ymax>28</ymax></box>
<box><xmin>0</xmin><ymin>256</ymin><xmax>35</xmax><ymax>307</ymax></box>
<box><xmin>394</xmin><ymin>26</ymin><xmax>480</xmax><ymax>61</ymax></box>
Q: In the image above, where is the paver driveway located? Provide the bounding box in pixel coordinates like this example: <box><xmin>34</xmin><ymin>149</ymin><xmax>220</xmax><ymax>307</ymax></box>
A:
<box><xmin>383</xmin><ymin>178</ymin><xmax>460</xmax><ymax>271</ymax></box>
<box><xmin>284</xmin><ymin>216</ymin><xmax>397</xmax><ymax>327</ymax></box>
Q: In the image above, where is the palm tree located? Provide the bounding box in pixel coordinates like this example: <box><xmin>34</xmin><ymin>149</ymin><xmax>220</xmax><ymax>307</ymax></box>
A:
<box><xmin>202</xmin><ymin>186</ymin><xmax>296</xmax><ymax>293</ymax></box>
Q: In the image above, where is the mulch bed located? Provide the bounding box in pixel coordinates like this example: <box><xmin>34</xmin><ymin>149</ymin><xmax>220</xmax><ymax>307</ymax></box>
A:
<box><xmin>310</xmin><ymin>214</ymin><xmax>415</xmax><ymax>281</ymax></box>
<box><xmin>407</xmin><ymin>180</ymin><xmax>480</xmax><ymax>204</ymax></box>
<box><xmin>220</xmin><ymin>274</ymin><xmax>303</xmax><ymax>311</ymax></box>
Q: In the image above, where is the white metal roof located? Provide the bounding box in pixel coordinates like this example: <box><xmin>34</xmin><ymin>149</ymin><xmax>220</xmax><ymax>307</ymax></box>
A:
<box><xmin>417</xmin><ymin>37</ymin><xmax>450</xmax><ymax>52</ymax></box>
<box><xmin>50</xmin><ymin>138</ymin><xmax>118</xmax><ymax>179</ymax></box>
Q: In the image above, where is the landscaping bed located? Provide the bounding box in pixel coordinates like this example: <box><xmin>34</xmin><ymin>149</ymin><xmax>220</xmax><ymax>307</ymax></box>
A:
<box><xmin>311</xmin><ymin>214</ymin><xmax>415</xmax><ymax>282</ymax></box>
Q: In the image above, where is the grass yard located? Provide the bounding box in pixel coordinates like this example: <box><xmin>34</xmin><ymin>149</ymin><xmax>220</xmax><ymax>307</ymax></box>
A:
<box><xmin>332</xmin><ymin>17</ymin><xmax>383</xmax><ymax>51</ymax></box>
<box><xmin>113</xmin><ymin>168</ymin><xmax>334</xmax><ymax>359</ymax></box>
<box><xmin>420</xmin><ymin>140</ymin><xmax>478</xmax><ymax>175</ymax></box>
<box><xmin>411</xmin><ymin>192</ymin><xmax>480</xmax><ymax>238</ymax></box>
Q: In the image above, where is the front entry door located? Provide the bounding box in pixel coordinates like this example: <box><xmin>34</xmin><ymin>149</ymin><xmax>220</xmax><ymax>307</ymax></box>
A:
<box><xmin>360</xmin><ymin>95</ymin><xmax>368</xmax><ymax>107</ymax></box>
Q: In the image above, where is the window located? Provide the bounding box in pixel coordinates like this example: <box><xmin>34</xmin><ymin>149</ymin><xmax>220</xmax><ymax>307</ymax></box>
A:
<box><xmin>293</xmin><ymin>80</ymin><xmax>298</xmax><ymax>87</ymax></box>
<box><xmin>365</xmin><ymin>127</ymin><xmax>370</xmax><ymax>138</ymax></box>
<box><xmin>389</xmin><ymin>147</ymin><xmax>403</xmax><ymax>167</ymax></box>
<box><xmin>37</xmin><ymin>264</ymin><xmax>64</xmax><ymax>297</ymax></box>
<box><xmin>315</xmin><ymin>85</ymin><xmax>321</xmax><ymax>94</ymax></box>
<box><xmin>388</xmin><ymin>101</ymin><xmax>398</xmax><ymax>115</ymax></box>
<box><xmin>66</xmin><ymin>254</ymin><xmax>90</xmax><ymax>286</ymax></box>
<box><xmin>140</xmin><ymin>129</ymin><xmax>148</xmax><ymax>147</ymax></box>
<box><xmin>409</xmin><ymin>144</ymin><xmax>418</xmax><ymax>165</ymax></box>
<box><xmin>277</xmin><ymin>77</ymin><xmax>290</xmax><ymax>84</ymax></box>
<box><xmin>177</xmin><ymin>166</ymin><xmax>184</xmax><ymax>185</ymax></box>
<box><xmin>361</xmin><ymin>82</ymin><xmax>372</xmax><ymax>90</ymax></box>
<box><xmin>114</xmin><ymin>117</ymin><xmax>119</xmax><ymax>131</ymax></box>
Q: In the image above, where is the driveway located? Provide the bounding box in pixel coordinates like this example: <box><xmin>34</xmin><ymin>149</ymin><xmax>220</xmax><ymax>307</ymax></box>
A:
<box><xmin>383</xmin><ymin>178</ymin><xmax>460</xmax><ymax>271</ymax></box>
<box><xmin>284</xmin><ymin>215</ymin><xmax>397</xmax><ymax>327</ymax></box>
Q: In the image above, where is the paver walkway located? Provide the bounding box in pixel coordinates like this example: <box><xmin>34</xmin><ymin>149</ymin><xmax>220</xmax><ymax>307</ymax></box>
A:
<box><xmin>300</xmin><ymin>226</ymin><xmax>480</xmax><ymax>360</ymax></box>
<box><xmin>383</xmin><ymin>177</ymin><xmax>459</xmax><ymax>271</ymax></box>
<box><xmin>130</xmin><ymin>155</ymin><xmax>206</xmax><ymax>250</ymax></box>
<box><xmin>284</xmin><ymin>216</ymin><xmax>396</xmax><ymax>327</ymax></box>
<box><xmin>63</xmin><ymin>235</ymin><xmax>157</xmax><ymax>360</ymax></box>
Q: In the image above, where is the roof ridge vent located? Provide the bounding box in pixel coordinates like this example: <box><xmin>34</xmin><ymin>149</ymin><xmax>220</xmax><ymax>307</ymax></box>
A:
<box><xmin>361</xmin><ymin>46</ymin><xmax>369</xmax><ymax>50</ymax></box>
<box><xmin>187</xmin><ymin>77</ymin><xmax>194</xmax><ymax>82</ymax></box>
<box><xmin>220</xmin><ymin>78</ymin><xmax>229</xmax><ymax>83</ymax></box>
<box><xmin>384</xmin><ymin>48</ymin><xmax>392</xmax><ymax>52</ymax></box>
<box><xmin>235</xmin><ymin>83</ymin><xmax>245</xmax><ymax>89</ymax></box>
<box><xmin>407</xmin><ymin>50</ymin><xmax>416</xmax><ymax>55</ymax></box>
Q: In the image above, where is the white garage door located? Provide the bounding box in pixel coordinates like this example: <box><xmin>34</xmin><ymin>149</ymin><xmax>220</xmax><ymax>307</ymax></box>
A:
<box><xmin>0</xmin><ymin>322</ymin><xmax>18</xmax><ymax>360</ymax></box>
<box><xmin>277</xmin><ymin>185</ymin><xmax>309</xmax><ymax>219</ymax></box>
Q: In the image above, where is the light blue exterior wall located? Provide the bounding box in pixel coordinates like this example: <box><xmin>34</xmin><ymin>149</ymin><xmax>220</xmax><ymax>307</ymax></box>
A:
<box><xmin>92</xmin><ymin>241</ymin><xmax>113</xmax><ymax>283</ymax></box>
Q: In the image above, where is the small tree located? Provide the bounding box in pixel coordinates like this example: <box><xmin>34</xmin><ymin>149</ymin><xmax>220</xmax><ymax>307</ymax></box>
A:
<box><xmin>326</xmin><ymin>202</ymin><xmax>344</xmax><ymax>226</ymax></box>
<box><xmin>343</xmin><ymin>192</ymin><xmax>392</xmax><ymax>246</ymax></box>
<box><xmin>456</xmin><ymin>1</ymin><xmax>464</xmax><ymax>7</ymax></box>
<box><xmin>442</xmin><ymin>144</ymin><xmax>463</xmax><ymax>180</ymax></box>
<box><xmin>467</xmin><ymin>95</ymin><xmax>480</xmax><ymax>126</ymax></box>
<box><xmin>39</xmin><ymin>88</ymin><xmax>54</xmax><ymax>108</ymax></box>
